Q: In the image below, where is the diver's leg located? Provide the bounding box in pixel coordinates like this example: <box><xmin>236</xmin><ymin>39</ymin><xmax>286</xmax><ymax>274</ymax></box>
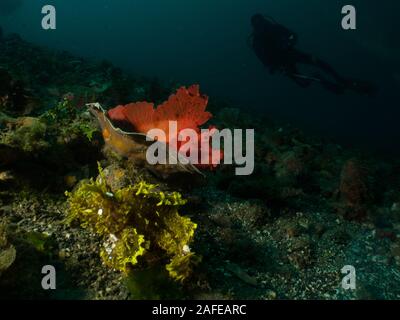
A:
<box><xmin>288</xmin><ymin>74</ymin><xmax>312</xmax><ymax>87</ymax></box>
<box><xmin>294</xmin><ymin>50</ymin><xmax>346</xmax><ymax>83</ymax></box>
<box><xmin>288</xmin><ymin>50</ymin><xmax>377</xmax><ymax>95</ymax></box>
<box><xmin>285</xmin><ymin>65</ymin><xmax>312</xmax><ymax>88</ymax></box>
<box><xmin>285</xmin><ymin>51</ymin><xmax>346</xmax><ymax>94</ymax></box>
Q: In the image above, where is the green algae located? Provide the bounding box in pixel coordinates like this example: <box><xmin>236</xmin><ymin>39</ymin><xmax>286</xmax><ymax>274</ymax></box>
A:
<box><xmin>65</xmin><ymin>164</ymin><xmax>200</xmax><ymax>282</ymax></box>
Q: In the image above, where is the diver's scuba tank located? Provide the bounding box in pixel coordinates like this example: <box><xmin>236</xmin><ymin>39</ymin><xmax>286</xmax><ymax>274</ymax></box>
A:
<box><xmin>263</xmin><ymin>15</ymin><xmax>298</xmax><ymax>49</ymax></box>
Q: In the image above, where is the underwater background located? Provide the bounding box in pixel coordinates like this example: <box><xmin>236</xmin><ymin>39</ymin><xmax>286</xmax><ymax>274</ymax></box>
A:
<box><xmin>1</xmin><ymin>0</ymin><xmax>400</xmax><ymax>301</ymax></box>
<box><xmin>1</xmin><ymin>0</ymin><xmax>400</xmax><ymax>153</ymax></box>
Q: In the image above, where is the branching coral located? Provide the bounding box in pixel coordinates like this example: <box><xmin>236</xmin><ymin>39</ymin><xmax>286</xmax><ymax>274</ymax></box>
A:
<box><xmin>65</xmin><ymin>164</ymin><xmax>200</xmax><ymax>281</ymax></box>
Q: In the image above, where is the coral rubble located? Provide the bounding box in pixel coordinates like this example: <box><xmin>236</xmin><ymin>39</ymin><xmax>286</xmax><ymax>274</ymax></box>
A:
<box><xmin>1</xmin><ymin>32</ymin><xmax>400</xmax><ymax>300</ymax></box>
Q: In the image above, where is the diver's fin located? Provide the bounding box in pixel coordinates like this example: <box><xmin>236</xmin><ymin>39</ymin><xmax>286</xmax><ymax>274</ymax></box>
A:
<box><xmin>310</xmin><ymin>73</ymin><xmax>346</xmax><ymax>95</ymax></box>
<box><xmin>344</xmin><ymin>79</ymin><xmax>379</xmax><ymax>96</ymax></box>
<box><xmin>322</xmin><ymin>81</ymin><xmax>346</xmax><ymax>94</ymax></box>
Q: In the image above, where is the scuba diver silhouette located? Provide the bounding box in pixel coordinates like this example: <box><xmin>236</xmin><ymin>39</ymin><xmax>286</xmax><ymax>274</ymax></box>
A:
<box><xmin>250</xmin><ymin>14</ymin><xmax>377</xmax><ymax>95</ymax></box>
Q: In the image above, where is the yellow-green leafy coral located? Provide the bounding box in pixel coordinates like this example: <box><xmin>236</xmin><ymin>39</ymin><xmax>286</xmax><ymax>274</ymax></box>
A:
<box><xmin>65</xmin><ymin>164</ymin><xmax>199</xmax><ymax>281</ymax></box>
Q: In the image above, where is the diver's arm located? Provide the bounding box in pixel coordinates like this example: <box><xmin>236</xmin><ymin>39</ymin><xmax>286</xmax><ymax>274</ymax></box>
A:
<box><xmin>273</xmin><ymin>24</ymin><xmax>298</xmax><ymax>49</ymax></box>
<box><xmin>289</xmin><ymin>32</ymin><xmax>298</xmax><ymax>47</ymax></box>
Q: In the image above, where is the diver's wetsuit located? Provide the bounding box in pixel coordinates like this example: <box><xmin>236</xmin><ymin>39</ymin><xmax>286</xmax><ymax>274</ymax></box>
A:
<box><xmin>251</xmin><ymin>14</ymin><xmax>376</xmax><ymax>95</ymax></box>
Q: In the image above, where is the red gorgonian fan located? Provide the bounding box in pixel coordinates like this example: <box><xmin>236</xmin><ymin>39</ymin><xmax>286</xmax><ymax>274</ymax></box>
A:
<box><xmin>107</xmin><ymin>85</ymin><xmax>222</xmax><ymax>169</ymax></box>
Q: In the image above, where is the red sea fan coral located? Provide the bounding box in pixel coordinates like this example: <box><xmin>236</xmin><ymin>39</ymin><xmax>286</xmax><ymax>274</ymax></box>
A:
<box><xmin>108</xmin><ymin>85</ymin><xmax>211</xmax><ymax>142</ymax></box>
<box><xmin>108</xmin><ymin>85</ymin><xmax>221</xmax><ymax>169</ymax></box>
<box><xmin>108</xmin><ymin>101</ymin><xmax>156</xmax><ymax>134</ymax></box>
<box><xmin>156</xmin><ymin>85</ymin><xmax>212</xmax><ymax>134</ymax></box>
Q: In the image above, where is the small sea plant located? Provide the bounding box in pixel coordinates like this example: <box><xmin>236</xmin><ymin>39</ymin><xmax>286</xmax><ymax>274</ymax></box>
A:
<box><xmin>42</xmin><ymin>97</ymin><xmax>76</xmax><ymax>122</ymax></box>
<box><xmin>65</xmin><ymin>163</ymin><xmax>200</xmax><ymax>282</ymax></box>
<box><xmin>41</xmin><ymin>96</ymin><xmax>99</xmax><ymax>143</ymax></box>
<box><xmin>0</xmin><ymin>221</ymin><xmax>16</xmax><ymax>277</ymax></box>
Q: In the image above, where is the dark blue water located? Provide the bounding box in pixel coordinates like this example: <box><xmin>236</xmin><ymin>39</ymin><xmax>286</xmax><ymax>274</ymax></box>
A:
<box><xmin>1</xmin><ymin>0</ymin><xmax>400</xmax><ymax>153</ymax></box>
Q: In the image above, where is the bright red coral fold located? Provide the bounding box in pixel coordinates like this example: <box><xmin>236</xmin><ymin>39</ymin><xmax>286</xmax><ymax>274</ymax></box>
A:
<box><xmin>108</xmin><ymin>85</ymin><xmax>211</xmax><ymax>142</ymax></box>
<box><xmin>108</xmin><ymin>85</ymin><xmax>221</xmax><ymax>169</ymax></box>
